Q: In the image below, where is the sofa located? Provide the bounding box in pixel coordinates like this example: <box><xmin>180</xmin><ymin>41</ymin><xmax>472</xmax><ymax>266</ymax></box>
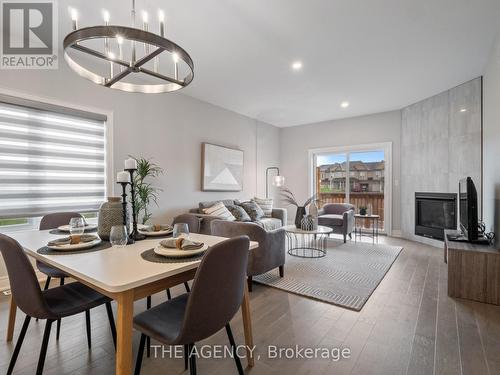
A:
<box><xmin>187</xmin><ymin>199</ymin><xmax>287</xmax><ymax>235</ymax></box>
<box><xmin>318</xmin><ymin>203</ymin><xmax>355</xmax><ymax>242</ymax></box>
<box><xmin>211</xmin><ymin>219</ymin><xmax>285</xmax><ymax>292</ymax></box>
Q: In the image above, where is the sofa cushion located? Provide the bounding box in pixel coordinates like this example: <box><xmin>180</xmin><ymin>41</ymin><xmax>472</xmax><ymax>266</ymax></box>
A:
<box><xmin>238</xmin><ymin>201</ymin><xmax>265</xmax><ymax>221</ymax></box>
<box><xmin>252</xmin><ymin>197</ymin><xmax>273</xmax><ymax>217</ymax></box>
<box><xmin>318</xmin><ymin>214</ymin><xmax>344</xmax><ymax>227</ymax></box>
<box><xmin>199</xmin><ymin>199</ymin><xmax>235</xmax><ymax>212</ymax></box>
<box><xmin>255</xmin><ymin>218</ymin><xmax>282</xmax><ymax>231</ymax></box>
<box><xmin>225</xmin><ymin>204</ymin><xmax>252</xmax><ymax>222</ymax></box>
<box><xmin>202</xmin><ymin>202</ymin><xmax>236</xmax><ymax>221</ymax></box>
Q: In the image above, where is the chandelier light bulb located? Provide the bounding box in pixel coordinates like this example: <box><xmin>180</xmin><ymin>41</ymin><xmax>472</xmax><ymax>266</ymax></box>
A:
<box><xmin>103</xmin><ymin>9</ymin><xmax>110</xmax><ymax>23</ymax></box>
<box><xmin>116</xmin><ymin>35</ymin><xmax>124</xmax><ymax>45</ymax></box>
<box><xmin>108</xmin><ymin>52</ymin><xmax>115</xmax><ymax>60</ymax></box>
<box><xmin>172</xmin><ymin>53</ymin><xmax>180</xmax><ymax>63</ymax></box>
<box><xmin>142</xmin><ymin>11</ymin><xmax>149</xmax><ymax>23</ymax></box>
<box><xmin>158</xmin><ymin>9</ymin><xmax>165</xmax><ymax>22</ymax></box>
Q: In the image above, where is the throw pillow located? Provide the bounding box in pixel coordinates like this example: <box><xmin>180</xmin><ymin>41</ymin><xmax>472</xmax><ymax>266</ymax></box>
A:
<box><xmin>238</xmin><ymin>201</ymin><xmax>265</xmax><ymax>221</ymax></box>
<box><xmin>225</xmin><ymin>204</ymin><xmax>252</xmax><ymax>222</ymax></box>
<box><xmin>202</xmin><ymin>202</ymin><xmax>236</xmax><ymax>221</ymax></box>
<box><xmin>252</xmin><ymin>197</ymin><xmax>273</xmax><ymax>218</ymax></box>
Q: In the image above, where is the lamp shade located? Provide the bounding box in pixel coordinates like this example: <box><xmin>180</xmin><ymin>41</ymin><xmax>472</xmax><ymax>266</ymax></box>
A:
<box><xmin>273</xmin><ymin>175</ymin><xmax>285</xmax><ymax>187</ymax></box>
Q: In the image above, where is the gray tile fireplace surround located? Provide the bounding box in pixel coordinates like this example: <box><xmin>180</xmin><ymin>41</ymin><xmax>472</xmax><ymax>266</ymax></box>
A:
<box><xmin>401</xmin><ymin>78</ymin><xmax>482</xmax><ymax>246</ymax></box>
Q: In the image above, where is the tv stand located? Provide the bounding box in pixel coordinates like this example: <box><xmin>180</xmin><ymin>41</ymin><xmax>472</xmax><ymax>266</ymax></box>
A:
<box><xmin>444</xmin><ymin>229</ymin><xmax>500</xmax><ymax>305</ymax></box>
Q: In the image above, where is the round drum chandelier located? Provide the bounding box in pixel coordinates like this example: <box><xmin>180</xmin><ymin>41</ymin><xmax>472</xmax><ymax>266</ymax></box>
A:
<box><xmin>63</xmin><ymin>1</ymin><xmax>194</xmax><ymax>94</ymax></box>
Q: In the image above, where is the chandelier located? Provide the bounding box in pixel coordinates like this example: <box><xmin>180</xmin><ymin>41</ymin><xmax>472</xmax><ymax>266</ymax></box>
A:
<box><xmin>63</xmin><ymin>1</ymin><xmax>194</xmax><ymax>94</ymax></box>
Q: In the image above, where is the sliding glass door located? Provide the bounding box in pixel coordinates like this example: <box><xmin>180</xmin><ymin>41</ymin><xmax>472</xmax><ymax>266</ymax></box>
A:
<box><xmin>311</xmin><ymin>144</ymin><xmax>391</xmax><ymax>233</ymax></box>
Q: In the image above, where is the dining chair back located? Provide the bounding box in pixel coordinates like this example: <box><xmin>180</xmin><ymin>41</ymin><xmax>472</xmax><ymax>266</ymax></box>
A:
<box><xmin>0</xmin><ymin>234</ymin><xmax>49</xmax><ymax>319</ymax></box>
<box><xmin>39</xmin><ymin>212</ymin><xmax>83</xmax><ymax>230</ymax></box>
<box><xmin>133</xmin><ymin>235</ymin><xmax>250</xmax><ymax>375</ymax></box>
<box><xmin>178</xmin><ymin>235</ymin><xmax>249</xmax><ymax>344</ymax></box>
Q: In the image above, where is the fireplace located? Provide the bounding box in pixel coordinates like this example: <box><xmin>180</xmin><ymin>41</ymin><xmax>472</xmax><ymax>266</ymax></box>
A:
<box><xmin>415</xmin><ymin>192</ymin><xmax>457</xmax><ymax>240</ymax></box>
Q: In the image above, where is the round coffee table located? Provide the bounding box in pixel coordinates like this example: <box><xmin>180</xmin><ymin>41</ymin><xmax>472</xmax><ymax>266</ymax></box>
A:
<box><xmin>284</xmin><ymin>225</ymin><xmax>333</xmax><ymax>258</ymax></box>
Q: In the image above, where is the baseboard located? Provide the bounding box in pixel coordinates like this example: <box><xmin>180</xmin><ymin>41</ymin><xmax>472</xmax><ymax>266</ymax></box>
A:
<box><xmin>0</xmin><ymin>271</ymin><xmax>47</xmax><ymax>292</ymax></box>
<box><xmin>391</xmin><ymin>230</ymin><xmax>402</xmax><ymax>238</ymax></box>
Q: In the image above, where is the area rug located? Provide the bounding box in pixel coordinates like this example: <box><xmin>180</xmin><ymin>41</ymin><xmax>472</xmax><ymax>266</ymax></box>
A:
<box><xmin>253</xmin><ymin>241</ymin><xmax>403</xmax><ymax>311</ymax></box>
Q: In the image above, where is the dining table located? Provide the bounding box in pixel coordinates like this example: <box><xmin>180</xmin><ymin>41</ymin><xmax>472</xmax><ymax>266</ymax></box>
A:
<box><xmin>4</xmin><ymin>229</ymin><xmax>258</xmax><ymax>375</ymax></box>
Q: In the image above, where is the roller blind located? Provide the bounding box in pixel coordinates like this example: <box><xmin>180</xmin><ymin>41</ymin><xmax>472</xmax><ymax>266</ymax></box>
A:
<box><xmin>0</xmin><ymin>97</ymin><xmax>107</xmax><ymax>218</ymax></box>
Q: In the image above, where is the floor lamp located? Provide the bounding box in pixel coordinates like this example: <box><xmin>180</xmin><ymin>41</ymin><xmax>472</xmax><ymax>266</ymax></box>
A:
<box><xmin>266</xmin><ymin>167</ymin><xmax>285</xmax><ymax>198</ymax></box>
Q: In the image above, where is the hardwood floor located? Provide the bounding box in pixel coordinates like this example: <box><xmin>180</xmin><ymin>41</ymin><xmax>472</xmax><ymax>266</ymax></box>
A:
<box><xmin>1</xmin><ymin>236</ymin><xmax>500</xmax><ymax>374</ymax></box>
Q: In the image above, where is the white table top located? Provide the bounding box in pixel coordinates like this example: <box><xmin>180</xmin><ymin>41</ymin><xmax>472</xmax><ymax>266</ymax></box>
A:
<box><xmin>284</xmin><ymin>225</ymin><xmax>333</xmax><ymax>235</ymax></box>
<box><xmin>9</xmin><ymin>230</ymin><xmax>258</xmax><ymax>293</ymax></box>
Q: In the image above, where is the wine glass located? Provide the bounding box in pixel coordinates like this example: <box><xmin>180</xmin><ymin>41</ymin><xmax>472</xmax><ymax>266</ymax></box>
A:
<box><xmin>69</xmin><ymin>217</ymin><xmax>85</xmax><ymax>236</ymax></box>
<box><xmin>173</xmin><ymin>223</ymin><xmax>189</xmax><ymax>239</ymax></box>
<box><xmin>110</xmin><ymin>225</ymin><xmax>128</xmax><ymax>247</ymax></box>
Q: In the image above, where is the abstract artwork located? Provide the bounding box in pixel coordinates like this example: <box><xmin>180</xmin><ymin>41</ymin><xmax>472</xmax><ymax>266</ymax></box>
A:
<box><xmin>202</xmin><ymin>143</ymin><xmax>244</xmax><ymax>191</ymax></box>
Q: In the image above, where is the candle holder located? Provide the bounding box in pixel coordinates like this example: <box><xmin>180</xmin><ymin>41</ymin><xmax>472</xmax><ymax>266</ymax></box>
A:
<box><xmin>118</xmin><ymin>181</ymin><xmax>134</xmax><ymax>244</ymax></box>
<box><xmin>126</xmin><ymin>168</ymin><xmax>146</xmax><ymax>241</ymax></box>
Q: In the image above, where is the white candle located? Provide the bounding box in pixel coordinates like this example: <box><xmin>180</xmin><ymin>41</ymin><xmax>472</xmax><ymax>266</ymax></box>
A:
<box><xmin>125</xmin><ymin>158</ymin><xmax>137</xmax><ymax>170</ymax></box>
<box><xmin>117</xmin><ymin>171</ymin><xmax>130</xmax><ymax>183</ymax></box>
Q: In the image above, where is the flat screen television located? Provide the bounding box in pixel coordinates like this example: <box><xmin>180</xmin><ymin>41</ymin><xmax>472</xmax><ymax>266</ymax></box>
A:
<box><xmin>459</xmin><ymin>177</ymin><xmax>478</xmax><ymax>241</ymax></box>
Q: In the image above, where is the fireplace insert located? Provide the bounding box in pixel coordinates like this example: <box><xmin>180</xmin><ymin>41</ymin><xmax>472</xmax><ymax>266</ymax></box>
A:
<box><xmin>415</xmin><ymin>192</ymin><xmax>457</xmax><ymax>240</ymax></box>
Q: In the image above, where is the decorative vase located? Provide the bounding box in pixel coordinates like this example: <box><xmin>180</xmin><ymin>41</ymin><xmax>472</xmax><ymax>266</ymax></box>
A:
<box><xmin>309</xmin><ymin>200</ymin><xmax>319</xmax><ymax>229</ymax></box>
<box><xmin>359</xmin><ymin>207</ymin><xmax>367</xmax><ymax>216</ymax></box>
<box><xmin>98</xmin><ymin>197</ymin><xmax>128</xmax><ymax>240</ymax></box>
<box><xmin>301</xmin><ymin>214</ymin><xmax>315</xmax><ymax>231</ymax></box>
<box><xmin>295</xmin><ymin>206</ymin><xmax>306</xmax><ymax>228</ymax></box>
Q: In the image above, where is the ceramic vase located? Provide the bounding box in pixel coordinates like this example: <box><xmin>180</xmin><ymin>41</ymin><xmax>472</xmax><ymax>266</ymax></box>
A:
<box><xmin>295</xmin><ymin>206</ymin><xmax>306</xmax><ymax>228</ymax></box>
<box><xmin>98</xmin><ymin>197</ymin><xmax>128</xmax><ymax>240</ymax></box>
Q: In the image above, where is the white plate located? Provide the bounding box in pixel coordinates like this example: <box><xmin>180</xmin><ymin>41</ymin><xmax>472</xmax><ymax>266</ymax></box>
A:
<box><xmin>47</xmin><ymin>238</ymin><xmax>102</xmax><ymax>251</ymax></box>
<box><xmin>57</xmin><ymin>224</ymin><xmax>97</xmax><ymax>232</ymax></box>
<box><xmin>153</xmin><ymin>244</ymin><xmax>208</xmax><ymax>258</ymax></box>
<box><xmin>138</xmin><ymin>228</ymin><xmax>173</xmax><ymax>237</ymax></box>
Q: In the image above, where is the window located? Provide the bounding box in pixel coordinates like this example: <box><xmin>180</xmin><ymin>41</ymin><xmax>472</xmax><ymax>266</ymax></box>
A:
<box><xmin>310</xmin><ymin>143</ymin><xmax>392</xmax><ymax>234</ymax></box>
<box><xmin>0</xmin><ymin>95</ymin><xmax>107</xmax><ymax>227</ymax></box>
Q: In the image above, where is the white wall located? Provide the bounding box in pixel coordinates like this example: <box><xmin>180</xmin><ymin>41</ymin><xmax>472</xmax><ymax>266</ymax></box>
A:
<box><xmin>483</xmin><ymin>30</ymin><xmax>500</xmax><ymax>246</ymax></box>
<box><xmin>279</xmin><ymin>110</ymin><xmax>401</xmax><ymax>231</ymax></box>
<box><xmin>0</xmin><ymin>63</ymin><xmax>280</xmax><ymax>286</ymax></box>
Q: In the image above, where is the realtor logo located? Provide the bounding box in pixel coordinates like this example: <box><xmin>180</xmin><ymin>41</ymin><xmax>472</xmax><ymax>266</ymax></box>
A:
<box><xmin>1</xmin><ymin>0</ymin><xmax>58</xmax><ymax>69</ymax></box>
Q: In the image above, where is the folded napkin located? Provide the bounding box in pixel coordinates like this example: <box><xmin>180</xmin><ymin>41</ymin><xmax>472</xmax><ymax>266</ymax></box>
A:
<box><xmin>48</xmin><ymin>234</ymin><xmax>97</xmax><ymax>246</ymax></box>
<box><xmin>160</xmin><ymin>238</ymin><xmax>204</xmax><ymax>250</ymax></box>
<box><xmin>142</xmin><ymin>224</ymin><xmax>173</xmax><ymax>233</ymax></box>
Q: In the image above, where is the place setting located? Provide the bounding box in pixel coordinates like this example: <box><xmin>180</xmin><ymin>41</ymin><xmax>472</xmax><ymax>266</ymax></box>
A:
<box><xmin>48</xmin><ymin>217</ymin><xmax>98</xmax><ymax>235</ymax></box>
<box><xmin>141</xmin><ymin>223</ymin><xmax>208</xmax><ymax>263</ymax></box>
<box><xmin>38</xmin><ymin>217</ymin><xmax>112</xmax><ymax>255</ymax></box>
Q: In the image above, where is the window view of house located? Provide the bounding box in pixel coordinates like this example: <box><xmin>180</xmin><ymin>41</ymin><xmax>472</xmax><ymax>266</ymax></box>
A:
<box><xmin>316</xmin><ymin>150</ymin><xmax>385</xmax><ymax>230</ymax></box>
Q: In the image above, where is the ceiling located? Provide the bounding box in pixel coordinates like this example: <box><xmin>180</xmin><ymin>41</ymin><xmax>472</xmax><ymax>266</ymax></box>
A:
<box><xmin>59</xmin><ymin>0</ymin><xmax>500</xmax><ymax>127</ymax></box>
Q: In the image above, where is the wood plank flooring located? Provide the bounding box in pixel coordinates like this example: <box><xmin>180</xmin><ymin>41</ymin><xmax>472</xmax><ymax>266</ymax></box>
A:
<box><xmin>1</xmin><ymin>236</ymin><xmax>500</xmax><ymax>374</ymax></box>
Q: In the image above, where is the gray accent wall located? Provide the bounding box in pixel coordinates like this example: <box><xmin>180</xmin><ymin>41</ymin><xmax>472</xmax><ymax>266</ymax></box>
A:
<box><xmin>400</xmin><ymin>78</ymin><xmax>482</xmax><ymax>241</ymax></box>
<box><xmin>483</xmin><ymin>29</ymin><xmax>500</xmax><ymax>247</ymax></box>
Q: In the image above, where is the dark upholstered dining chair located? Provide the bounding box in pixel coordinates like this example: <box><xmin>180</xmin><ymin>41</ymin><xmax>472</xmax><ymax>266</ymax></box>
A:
<box><xmin>36</xmin><ymin>212</ymin><xmax>83</xmax><ymax>338</ymax></box>
<box><xmin>143</xmin><ymin>214</ymin><xmax>202</xmax><ymax>357</ymax></box>
<box><xmin>134</xmin><ymin>236</ymin><xmax>250</xmax><ymax>375</ymax></box>
<box><xmin>0</xmin><ymin>233</ymin><xmax>116</xmax><ymax>375</ymax></box>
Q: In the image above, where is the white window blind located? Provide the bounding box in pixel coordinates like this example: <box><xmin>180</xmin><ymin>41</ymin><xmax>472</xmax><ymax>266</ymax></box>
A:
<box><xmin>0</xmin><ymin>96</ymin><xmax>107</xmax><ymax>218</ymax></box>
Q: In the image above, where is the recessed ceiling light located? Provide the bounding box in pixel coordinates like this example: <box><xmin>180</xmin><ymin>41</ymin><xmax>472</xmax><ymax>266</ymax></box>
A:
<box><xmin>341</xmin><ymin>101</ymin><xmax>350</xmax><ymax>108</ymax></box>
<box><xmin>292</xmin><ymin>61</ymin><xmax>302</xmax><ymax>70</ymax></box>
<box><xmin>460</xmin><ymin>108</ymin><xmax>467</xmax><ymax>113</ymax></box>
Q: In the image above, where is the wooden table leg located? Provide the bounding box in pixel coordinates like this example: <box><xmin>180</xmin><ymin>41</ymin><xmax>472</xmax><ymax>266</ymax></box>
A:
<box><xmin>6</xmin><ymin>295</ymin><xmax>17</xmax><ymax>342</ymax></box>
<box><xmin>241</xmin><ymin>282</ymin><xmax>254</xmax><ymax>367</ymax></box>
<box><xmin>116</xmin><ymin>291</ymin><xmax>134</xmax><ymax>375</ymax></box>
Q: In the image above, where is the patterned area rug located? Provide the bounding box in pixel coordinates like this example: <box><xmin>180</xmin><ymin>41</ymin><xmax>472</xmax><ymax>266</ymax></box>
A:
<box><xmin>253</xmin><ymin>240</ymin><xmax>403</xmax><ymax>311</ymax></box>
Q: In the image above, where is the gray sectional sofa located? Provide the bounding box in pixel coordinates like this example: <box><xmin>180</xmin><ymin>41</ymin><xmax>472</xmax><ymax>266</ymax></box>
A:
<box><xmin>187</xmin><ymin>199</ymin><xmax>287</xmax><ymax>235</ymax></box>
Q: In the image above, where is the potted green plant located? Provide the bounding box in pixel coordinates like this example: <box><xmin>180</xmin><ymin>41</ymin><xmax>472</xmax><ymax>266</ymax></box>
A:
<box><xmin>359</xmin><ymin>206</ymin><xmax>367</xmax><ymax>216</ymax></box>
<box><xmin>130</xmin><ymin>156</ymin><xmax>164</xmax><ymax>224</ymax></box>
